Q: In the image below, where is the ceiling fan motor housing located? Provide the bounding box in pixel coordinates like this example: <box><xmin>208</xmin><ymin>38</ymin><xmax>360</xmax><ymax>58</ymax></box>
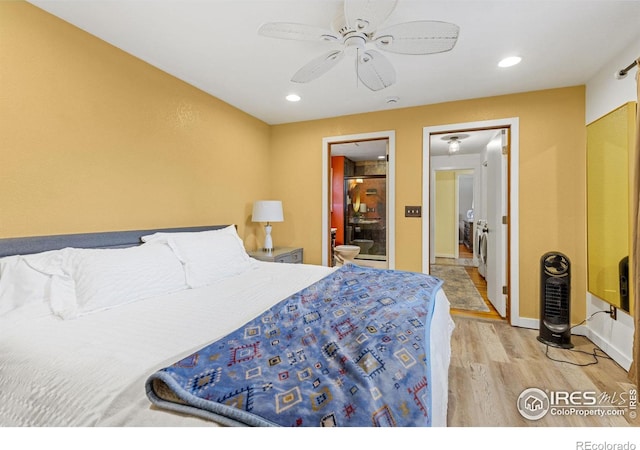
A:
<box><xmin>344</xmin><ymin>33</ymin><xmax>367</xmax><ymax>54</ymax></box>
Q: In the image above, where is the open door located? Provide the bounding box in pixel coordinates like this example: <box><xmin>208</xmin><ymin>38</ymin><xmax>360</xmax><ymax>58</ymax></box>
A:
<box><xmin>485</xmin><ymin>129</ymin><xmax>509</xmax><ymax>317</ymax></box>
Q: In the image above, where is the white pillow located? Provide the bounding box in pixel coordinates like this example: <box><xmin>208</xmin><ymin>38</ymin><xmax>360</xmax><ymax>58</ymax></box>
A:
<box><xmin>142</xmin><ymin>225</ymin><xmax>254</xmax><ymax>288</ymax></box>
<box><xmin>0</xmin><ymin>250</ymin><xmax>72</xmax><ymax>317</ymax></box>
<box><xmin>58</xmin><ymin>242</ymin><xmax>188</xmax><ymax>319</ymax></box>
<box><xmin>0</xmin><ymin>253</ymin><xmax>54</xmax><ymax>316</ymax></box>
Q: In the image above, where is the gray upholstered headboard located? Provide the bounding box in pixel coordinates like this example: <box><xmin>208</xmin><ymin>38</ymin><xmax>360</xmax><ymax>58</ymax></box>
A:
<box><xmin>0</xmin><ymin>225</ymin><xmax>229</xmax><ymax>258</ymax></box>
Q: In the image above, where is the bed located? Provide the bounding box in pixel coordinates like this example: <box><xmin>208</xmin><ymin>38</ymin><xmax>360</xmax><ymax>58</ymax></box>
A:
<box><xmin>0</xmin><ymin>225</ymin><xmax>454</xmax><ymax>427</ymax></box>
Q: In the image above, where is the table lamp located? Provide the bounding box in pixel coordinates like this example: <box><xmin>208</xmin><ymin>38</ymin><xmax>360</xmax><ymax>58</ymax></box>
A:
<box><xmin>252</xmin><ymin>200</ymin><xmax>284</xmax><ymax>252</ymax></box>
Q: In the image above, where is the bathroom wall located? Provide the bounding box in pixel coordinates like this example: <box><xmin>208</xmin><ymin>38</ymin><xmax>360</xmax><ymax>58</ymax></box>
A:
<box><xmin>354</xmin><ymin>160</ymin><xmax>387</xmax><ymax>175</ymax></box>
<box><xmin>330</xmin><ymin>156</ymin><xmax>346</xmax><ymax>245</ymax></box>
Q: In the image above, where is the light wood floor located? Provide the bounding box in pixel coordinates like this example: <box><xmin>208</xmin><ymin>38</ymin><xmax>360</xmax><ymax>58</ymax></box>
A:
<box><xmin>447</xmin><ymin>315</ymin><xmax>639</xmax><ymax>426</ymax></box>
<box><xmin>433</xmin><ymin>245</ymin><xmax>637</xmax><ymax>427</ymax></box>
<box><xmin>445</xmin><ymin>245</ymin><xmax>638</xmax><ymax>426</ymax></box>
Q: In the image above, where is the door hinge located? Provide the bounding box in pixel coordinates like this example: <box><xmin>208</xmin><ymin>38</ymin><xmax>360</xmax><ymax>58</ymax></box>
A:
<box><xmin>502</xmin><ymin>215</ymin><xmax>508</xmax><ymax>225</ymax></box>
<box><xmin>501</xmin><ymin>129</ymin><xmax>509</xmax><ymax>154</ymax></box>
<box><xmin>502</xmin><ymin>285</ymin><xmax>508</xmax><ymax>295</ymax></box>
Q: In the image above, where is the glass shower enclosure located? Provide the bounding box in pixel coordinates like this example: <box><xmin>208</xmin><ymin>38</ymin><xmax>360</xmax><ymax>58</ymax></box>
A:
<box><xmin>344</xmin><ymin>175</ymin><xmax>387</xmax><ymax>261</ymax></box>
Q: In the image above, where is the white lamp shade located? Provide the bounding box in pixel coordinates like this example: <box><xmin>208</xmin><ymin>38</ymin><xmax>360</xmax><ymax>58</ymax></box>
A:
<box><xmin>252</xmin><ymin>200</ymin><xmax>284</xmax><ymax>223</ymax></box>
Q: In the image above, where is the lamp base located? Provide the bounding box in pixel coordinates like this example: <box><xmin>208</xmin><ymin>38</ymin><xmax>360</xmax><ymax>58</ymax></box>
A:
<box><xmin>263</xmin><ymin>224</ymin><xmax>273</xmax><ymax>253</ymax></box>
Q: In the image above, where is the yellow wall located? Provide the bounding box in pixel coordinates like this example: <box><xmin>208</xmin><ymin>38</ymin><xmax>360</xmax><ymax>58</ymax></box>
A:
<box><xmin>435</xmin><ymin>171</ymin><xmax>457</xmax><ymax>258</ymax></box>
<box><xmin>270</xmin><ymin>86</ymin><xmax>587</xmax><ymax>322</ymax></box>
<box><xmin>0</xmin><ymin>2</ymin><xmax>271</xmax><ymax>248</ymax></box>
<box><xmin>1</xmin><ymin>2</ymin><xmax>587</xmax><ymax>323</ymax></box>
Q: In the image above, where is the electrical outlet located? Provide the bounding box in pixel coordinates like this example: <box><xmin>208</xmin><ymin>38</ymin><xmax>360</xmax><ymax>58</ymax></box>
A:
<box><xmin>609</xmin><ymin>305</ymin><xmax>617</xmax><ymax>320</ymax></box>
<box><xmin>405</xmin><ymin>206</ymin><xmax>421</xmax><ymax>217</ymax></box>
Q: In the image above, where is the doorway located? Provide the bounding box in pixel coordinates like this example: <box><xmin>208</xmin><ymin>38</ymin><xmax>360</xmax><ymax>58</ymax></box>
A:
<box><xmin>433</xmin><ymin>169</ymin><xmax>475</xmax><ymax>261</ymax></box>
<box><xmin>322</xmin><ymin>131</ymin><xmax>396</xmax><ymax>269</ymax></box>
<box><xmin>423</xmin><ymin>118</ymin><xmax>520</xmax><ymax>324</ymax></box>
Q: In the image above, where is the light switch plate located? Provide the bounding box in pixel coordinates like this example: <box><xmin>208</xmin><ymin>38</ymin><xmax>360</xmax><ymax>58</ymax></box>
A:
<box><xmin>405</xmin><ymin>206</ymin><xmax>422</xmax><ymax>217</ymax></box>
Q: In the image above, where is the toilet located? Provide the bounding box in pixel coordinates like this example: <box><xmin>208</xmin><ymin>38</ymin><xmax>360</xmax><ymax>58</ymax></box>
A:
<box><xmin>351</xmin><ymin>239</ymin><xmax>374</xmax><ymax>255</ymax></box>
<box><xmin>333</xmin><ymin>245</ymin><xmax>361</xmax><ymax>266</ymax></box>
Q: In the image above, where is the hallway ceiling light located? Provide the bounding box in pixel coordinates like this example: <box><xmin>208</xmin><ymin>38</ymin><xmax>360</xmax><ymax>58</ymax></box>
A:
<box><xmin>448</xmin><ymin>137</ymin><xmax>460</xmax><ymax>153</ymax></box>
<box><xmin>441</xmin><ymin>133</ymin><xmax>469</xmax><ymax>155</ymax></box>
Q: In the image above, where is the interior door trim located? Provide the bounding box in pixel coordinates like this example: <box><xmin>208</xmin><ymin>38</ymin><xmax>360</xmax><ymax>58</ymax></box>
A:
<box><xmin>321</xmin><ymin>130</ymin><xmax>396</xmax><ymax>268</ymax></box>
<box><xmin>422</xmin><ymin>118</ymin><xmax>521</xmax><ymax>326</ymax></box>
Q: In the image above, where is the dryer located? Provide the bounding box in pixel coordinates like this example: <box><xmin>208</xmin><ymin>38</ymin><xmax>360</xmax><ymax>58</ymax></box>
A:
<box><xmin>476</xmin><ymin>219</ymin><xmax>488</xmax><ymax>278</ymax></box>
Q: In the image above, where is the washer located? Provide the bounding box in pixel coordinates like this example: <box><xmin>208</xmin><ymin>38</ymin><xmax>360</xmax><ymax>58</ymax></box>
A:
<box><xmin>476</xmin><ymin>220</ymin><xmax>488</xmax><ymax>278</ymax></box>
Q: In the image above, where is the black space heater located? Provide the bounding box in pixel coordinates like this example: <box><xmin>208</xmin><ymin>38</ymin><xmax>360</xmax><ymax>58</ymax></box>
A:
<box><xmin>537</xmin><ymin>252</ymin><xmax>573</xmax><ymax>349</ymax></box>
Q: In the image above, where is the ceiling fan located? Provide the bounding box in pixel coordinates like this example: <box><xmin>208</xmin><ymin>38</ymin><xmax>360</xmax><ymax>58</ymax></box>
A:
<box><xmin>258</xmin><ymin>0</ymin><xmax>459</xmax><ymax>91</ymax></box>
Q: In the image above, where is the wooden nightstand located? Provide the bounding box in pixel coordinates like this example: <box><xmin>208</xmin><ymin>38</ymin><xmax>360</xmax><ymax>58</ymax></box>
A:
<box><xmin>249</xmin><ymin>247</ymin><xmax>303</xmax><ymax>264</ymax></box>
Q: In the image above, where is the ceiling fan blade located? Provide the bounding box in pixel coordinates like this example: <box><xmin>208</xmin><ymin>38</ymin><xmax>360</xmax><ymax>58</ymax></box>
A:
<box><xmin>258</xmin><ymin>22</ymin><xmax>339</xmax><ymax>43</ymax></box>
<box><xmin>356</xmin><ymin>49</ymin><xmax>396</xmax><ymax>91</ymax></box>
<box><xmin>373</xmin><ymin>21</ymin><xmax>459</xmax><ymax>54</ymax></box>
<box><xmin>344</xmin><ymin>0</ymin><xmax>398</xmax><ymax>34</ymax></box>
<box><xmin>291</xmin><ymin>50</ymin><xmax>345</xmax><ymax>83</ymax></box>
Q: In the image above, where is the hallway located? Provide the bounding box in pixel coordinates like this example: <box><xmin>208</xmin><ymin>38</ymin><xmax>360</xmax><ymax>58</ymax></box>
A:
<box><xmin>435</xmin><ymin>244</ymin><xmax>502</xmax><ymax>320</ymax></box>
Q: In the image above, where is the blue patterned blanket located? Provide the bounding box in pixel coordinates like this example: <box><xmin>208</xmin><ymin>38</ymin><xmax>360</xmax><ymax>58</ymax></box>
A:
<box><xmin>146</xmin><ymin>264</ymin><xmax>443</xmax><ymax>427</ymax></box>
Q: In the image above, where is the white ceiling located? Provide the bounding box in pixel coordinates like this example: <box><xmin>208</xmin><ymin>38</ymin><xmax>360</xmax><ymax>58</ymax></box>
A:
<box><xmin>28</xmin><ymin>0</ymin><xmax>640</xmax><ymax>126</ymax></box>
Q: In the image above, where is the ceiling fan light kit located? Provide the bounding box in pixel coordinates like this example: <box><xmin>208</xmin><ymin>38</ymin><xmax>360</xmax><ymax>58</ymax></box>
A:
<box><xmin>258</xmin><ymin>0</ymin><xmax>459</xmax><ymax>91</ymax></box>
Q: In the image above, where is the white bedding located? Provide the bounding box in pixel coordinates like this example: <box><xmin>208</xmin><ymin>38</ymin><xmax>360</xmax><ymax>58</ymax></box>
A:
<box><xmin>0</xmin><ymin>261</ymin><xmax>453</xmax><ymax>427</ymax></box>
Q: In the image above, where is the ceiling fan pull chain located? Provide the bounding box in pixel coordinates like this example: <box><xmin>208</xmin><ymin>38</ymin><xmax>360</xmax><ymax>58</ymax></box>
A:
<box><xmin>356</xmin><ymin>47</ymin><xmax>360</xmax><ymax>88</ymax></box>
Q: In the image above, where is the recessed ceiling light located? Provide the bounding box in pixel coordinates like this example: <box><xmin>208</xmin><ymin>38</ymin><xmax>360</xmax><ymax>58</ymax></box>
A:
<box><xmin>498</xmin><ymin>56</ymin><xmax>522</xmax><ymax>68</ymax></box>
<box><xmin>286</xmin><ymin>94</ymin><xmax>301</xmax><ymax>102</ymax></box>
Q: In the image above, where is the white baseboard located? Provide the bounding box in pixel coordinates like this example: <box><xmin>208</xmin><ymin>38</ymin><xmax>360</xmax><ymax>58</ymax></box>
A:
<box><xmin>583</xmin><ymin>327</ymin><xmax>632</xmax><ymax>371</ymax></box>
<box><xmin>510</xmin><ymin>316</ymin><xmax>631</xmax><ymax>371</ymax></box>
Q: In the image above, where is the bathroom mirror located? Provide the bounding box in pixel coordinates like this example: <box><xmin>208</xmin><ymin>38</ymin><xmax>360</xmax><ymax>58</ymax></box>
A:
<box><xmin>586</xmin><ymin>102</ymin><xmax>636</xmax><ymax>314</ymax></box>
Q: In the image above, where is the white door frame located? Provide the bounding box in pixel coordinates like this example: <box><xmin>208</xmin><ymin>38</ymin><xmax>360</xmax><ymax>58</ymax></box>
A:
<box><xmin>422</xmin><ymin>118</ymin><xmax>522</xmax><ymax>326</ymax></box>
<box><xmin>322</xmin><ymin>130</ymin><xmax>396</xmax><ymax>268</ymax></box>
